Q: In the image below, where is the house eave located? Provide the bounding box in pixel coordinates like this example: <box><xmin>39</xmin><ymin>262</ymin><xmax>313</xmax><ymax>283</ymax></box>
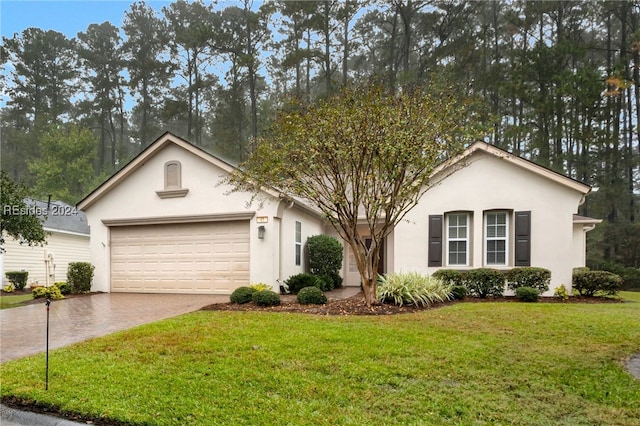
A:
<box><xmin>431</xmin><ymin>141</ymin><xmax>593</xmax><ymax>195</ymax></box>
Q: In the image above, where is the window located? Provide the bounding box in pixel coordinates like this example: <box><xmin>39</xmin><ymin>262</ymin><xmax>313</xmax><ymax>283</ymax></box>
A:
<box><xmin>157</xmin><ymin>161</ymin><xmax>188</xmax><ymax>198</ymax></box>
<box><xmin>485</xmin><ymin>211</ymin><xmax>508</xmax><ymax>265</ymax></box>
<box><xmin>446</xmin><ymin>213</ymin><xmax>469</xmax><ymax>266</ymax></box>
<box><xmin>295</xmin><ymin>221</ymin><xmax>302</xmax><ymax>266</ymax></box>
<box><xmin>165</xmin><ymin>161</ymin><xmax>181</xmax><ymax>189</ymax></box>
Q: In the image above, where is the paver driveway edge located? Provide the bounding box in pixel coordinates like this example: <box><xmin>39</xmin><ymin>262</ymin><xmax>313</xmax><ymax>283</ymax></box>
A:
<box><xmin>0</xmin><ymin>293</ymin><xmax>229</xmax><ymax>363</ymax></box>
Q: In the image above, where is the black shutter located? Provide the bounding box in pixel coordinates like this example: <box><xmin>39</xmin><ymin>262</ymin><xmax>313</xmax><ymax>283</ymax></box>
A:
<box><xmin>514</xmin><ymin>211</ymin><xmax>531</xmax><ymax>266</ymax></box>
<box><xmin>428</xmin><ymin>215</ymin><xmax>443</xmax><ymax>267</ymax></box>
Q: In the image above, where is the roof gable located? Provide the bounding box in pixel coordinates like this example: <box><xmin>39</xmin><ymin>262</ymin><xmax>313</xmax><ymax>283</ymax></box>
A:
<box><xmin>431</xmin><ymin>141</ymin><xmax>592</xmax><ymax>195</ymax></box>
<box><xmin>76</xmin><ymin>132</ymin><xmax>324</xmax><ymax>217</ymax></box>
<box><xmin>77</xmin><ymin>132</ymin><xmax>255</xmax><ymax>210</ymax></box>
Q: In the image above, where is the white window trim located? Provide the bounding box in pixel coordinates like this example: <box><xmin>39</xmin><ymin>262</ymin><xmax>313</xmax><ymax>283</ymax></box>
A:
<box><xmin>295</xmin><ymin>221</ymin><xmax>302</xmax><ymax>266</ymax></box>
<box><xmin>484</xmin><ymin>211</ymin><xmax>509</xmax><ymax>266</ymax></box>
<box><xmin>446</xmin><ymin>212</ymin><xmax>469</xmax><ymax>266</ymax></box>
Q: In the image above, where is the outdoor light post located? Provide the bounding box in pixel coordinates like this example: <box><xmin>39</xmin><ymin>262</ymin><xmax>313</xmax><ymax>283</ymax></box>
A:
<box><xmin>45</xmin><ymin>297</ymin><xmax>51</xmax><ymax>390</ymax></box>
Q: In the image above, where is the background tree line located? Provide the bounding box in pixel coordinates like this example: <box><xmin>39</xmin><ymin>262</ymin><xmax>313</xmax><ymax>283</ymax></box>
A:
<box><xmin>1</xmin><ymin>0</ymin><xmax>638</xmax><ymax>275</ymax></box>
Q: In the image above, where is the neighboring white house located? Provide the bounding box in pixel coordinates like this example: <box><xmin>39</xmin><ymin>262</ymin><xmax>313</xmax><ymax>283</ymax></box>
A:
<box><xmin>78</xmin><ymin>133</ymin><xmax>599</xmax><ymax>295</ymax></box>
<box><xmin>342</xmin><ymin>141</ymin><xmax>601</xmax><ymax>295</ymax></box>
<box><xmin>1</xmin><ymin>199</ymin><xmax>91</xmax><ymax>288</ymax></box>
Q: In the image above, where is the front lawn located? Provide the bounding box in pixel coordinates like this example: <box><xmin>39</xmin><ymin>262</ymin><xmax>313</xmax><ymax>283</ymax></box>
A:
<box><xmin>1</xmin><ymin>293</ymin><xmax>639</xmax><ymax>425</ymax></box>
<box><xmin>0</xmin><ymin>292</ymin><xmax>33</xmax><ymax>310</ymax></box>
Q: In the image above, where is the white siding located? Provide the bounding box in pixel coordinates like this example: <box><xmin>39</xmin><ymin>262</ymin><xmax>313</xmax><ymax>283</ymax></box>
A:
<box><xmin>2</xmin><ymin>230</ymin><xmax>90</xmax><ymax>287</ymax></box>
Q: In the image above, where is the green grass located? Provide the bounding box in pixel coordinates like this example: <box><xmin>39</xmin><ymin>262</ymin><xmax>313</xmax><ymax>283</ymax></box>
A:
<box><xmin>0</xmin><ymin>292</ymin><xmax>33</xmax><ymax>309</ymax></box>
<box><xmin>1</xmin><ymin>293</ymin><xmax>639</xmax><ymax>425</ymax></box>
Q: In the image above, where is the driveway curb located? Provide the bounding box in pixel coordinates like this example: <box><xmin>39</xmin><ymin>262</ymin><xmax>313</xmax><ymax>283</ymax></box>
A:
<box><xmin>1</xmin><ymin>404</ymin><xmax>85</xmax><ymax>426</ymax></box>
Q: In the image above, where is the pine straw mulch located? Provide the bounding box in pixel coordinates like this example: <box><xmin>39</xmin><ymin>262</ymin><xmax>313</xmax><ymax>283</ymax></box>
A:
<box><xmin>201</xmin><ymin>291</ymin><xmax>626</xmax><ymax>316</ymax></box>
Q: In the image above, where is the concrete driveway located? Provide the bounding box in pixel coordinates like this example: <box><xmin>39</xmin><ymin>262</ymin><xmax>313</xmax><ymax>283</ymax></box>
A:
<box><xmin>0</xmin><ymin>293</ymin><xmax>229</xmax><ymax>363</ymax></box>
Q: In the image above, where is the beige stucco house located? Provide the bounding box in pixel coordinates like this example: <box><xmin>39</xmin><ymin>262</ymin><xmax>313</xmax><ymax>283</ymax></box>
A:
<box><xmin>1</xmin><ymin>199</ymin><xmax>91</xmax><ymax>288</ymax></box>
<box><xmin>343</xmin><ymin>141</ymin><xmax>600</xmax><ymax>295</ymax></box>
<box><xmin>78</xmin><ymin>133</ymin><xmax>598</xmax><ymax>295</ymax></box>
<box><xmin>77</xmin><ymin>132</ymin><xmax>329</xmax><ymax>294</ymax></box>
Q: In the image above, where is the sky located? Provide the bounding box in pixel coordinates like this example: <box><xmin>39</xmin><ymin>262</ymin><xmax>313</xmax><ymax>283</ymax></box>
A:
<box><xmin>1</xmin><ymin>1</ymin><xmax>172</xmax><ymax>39</ymax></box>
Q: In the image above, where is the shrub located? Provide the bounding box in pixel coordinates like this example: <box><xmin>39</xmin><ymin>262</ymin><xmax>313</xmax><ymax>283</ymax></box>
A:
<box><xmin>465</xmin><ymin>268</ymin><xmax>505</xmax><ymax>298</ymax></box>
<box><xmin>573</xmin><ymin>270</ymin><xmax>622</xmax><ymax>296</ymax></box>
<box><xmin>554</xmin><ymin>284</ymin><xmax>569</xmax><ymax>301</ymax></box>
<box><xmin>67</xmin><ymin>262</ymin><xmax>94</xmax><ymax>293</ymax></box>
<box><xmin>5</xmin><ymin>271</ymin><xmax>28</xmax><ymax>291</ymax></box>
<box><xmin>306</xmin><ymin>235</ymin><xmax>343</xmax><ymax>289</ymax></box>
<box><xmin>285</xmin><ymin>273</ymin><xmax>323</xmax><ymax>294</ymax></box>
<box><xmin>32</xmin><ymin>285</ymin><xmax>64</xmax><ymax>300</ymax></box>
<box><xmin>506</xmin><ymin>267</ymin><xmax>551</xmax><ymax>293</ymax></box>
<box><xmin>377</xmin><ymin>272</ymin><xmax>451</xmax><ymax>307</ymax></box>
<box><xmin>55</xmin><ymin>281</ymin><xmax>71</xmax><ymax>295</ymax></box>
<box><xmin>315</xmin><ymin>274</ymin><xmax>334</xmax><ymax>291</ymax></box>
<box><xmin>592</xmin><ymin>262</ymin><xmax>640</xmax><ymax>290</ymax></box>
<box><xmin>3</xmin><ymin>283</ymin><xmax>15</xmax><ymax>293</ymax></box>
<box><xmin>32</xmin><ymin>287</ymin><xmax>47</xmax><ymax>299</ymax></box>
<box><xmin>515</xmin><ymin>286</ymin><xmax>540</xmax><ymax>302</ymax></box>
<box><xmin>449</xmin><ymin>285</ymin><xmax>467</xmax><ymax>300</ymax></box>
<box><xmin>230</xmin><ymin>286</ymin><xmax>256</xmax><ymax>304</ymax></box>
<box><xmin>432</xmin><ymin>269</ymin><xmax>465</xmax><ymax>286</ymax></box>
<box><xmin>249</xmin><ymin>282</ymin><xmax>271</xmax><ymax>292</ymax></box>
<box><xmin>252</xmin><ymin>290</ymin><xmax>281</xmax><ymax>306</ymax></box>
<box><xmin>297</xmin><ymin>286</ymin><xmax>327</xmax><ymax>304</ymax></box>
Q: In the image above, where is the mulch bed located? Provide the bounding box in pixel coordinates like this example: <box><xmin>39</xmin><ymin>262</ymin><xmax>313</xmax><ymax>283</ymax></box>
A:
<box><xmin>201</xmin><ymin>292</ymin><xmax>626</xmax><ymax>316</ymax></box>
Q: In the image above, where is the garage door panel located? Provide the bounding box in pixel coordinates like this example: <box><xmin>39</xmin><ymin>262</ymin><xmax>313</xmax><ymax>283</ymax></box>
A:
<box><xmin>111</xmin><ymin>221</ymin><xmax>249</xmax><ymax>294</ymax></box>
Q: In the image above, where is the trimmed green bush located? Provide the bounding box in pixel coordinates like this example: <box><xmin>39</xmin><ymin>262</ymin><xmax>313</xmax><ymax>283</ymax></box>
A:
<box><xmin>315</xmin><ymin>274</ymin><xmax>334</xmax><ymax>291</ymax></box>
<box><xmin>432</xmin><ymin>269</ymin><xmax>465</xmax><ymax>286</ymax></box>
<box><xmin>55</xmin><ymin>282</ymin><xmax>71</xmax><ymax>295</ymax></box>
<box><xmin>306</xmin><ymin>235</ymin><xmax>343</xmax><ymax>289</ymax></box>
<box><xmin>377</xmin><ymin>272</ymin><xmax>451</xmax><ymax>306</ymax></box>
<box><xmin>230</xmin><ymin>286</ymin><xmax>256</xmax><ymax>304</ymax></box>
<box><xmin>465</xmin><ymin>268</ymin><xmax>505</xmax><ymax>298</ymax></box>
<box><xmin>515</xmin><ymin>286</ymin><xmax>540</xmax><ymax>302</ymax></box>
<box><xmin>252</xmin><ymin>290</ymin><xmax>281</xmax><ymax>306</ymax></box>
<box><xmin>5</xmin><ymin>271</ymin><xmax>28</xmax><ymax>291</ymax></box>
<box><xmin>67</xmin><ymin>262</ymin><xmax>94</xmax><ymax>293</ymax></box>
<box><xmin>297</xmin><ymin>286</ymin><xmax>327</xmax><ymax>305</ymax></box>
<box><xmin>328</xmin><ymin>271</ymin><xmax>343</xmax><ymax>289</ymax></box>
<box><xmin>573</xmin><ymin>270</ymin><xmax>622</xmax><ymax>296</ymax></box>
<box><xmin>32</xmin><ymin>285</ymin><xmax>64</xmax><ymax>300</ymax></box>
<box><xmin>596</xmin><ymin>262</ymin><xmax>640</xmax><ymax>290</ymax></box>
<box><xmin>506</xmin><ymin>267</ymin><xmax>551</xmax><ymax>293</ymax></box>
<box><xmin>285</xmin><ymin>273</ymin><xmax>324</xmax><ymax>294</ymax></box>
<box><xmin>450</xmin><ymin>285</ymin><xmax>467</xmax><ymax>300</ymax></box>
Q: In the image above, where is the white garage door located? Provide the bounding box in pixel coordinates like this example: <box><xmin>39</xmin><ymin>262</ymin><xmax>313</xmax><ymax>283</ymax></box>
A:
<box><xmin>110</xmin><ymin>221</ymin><xmax>249</xmax><ymax>294</ymax></box>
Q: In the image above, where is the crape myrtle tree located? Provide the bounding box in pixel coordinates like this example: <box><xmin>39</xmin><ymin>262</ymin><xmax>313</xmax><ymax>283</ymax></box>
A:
<box><xmin>229</xmin><ymin>82</ymin><xmax>487</xmax><ymax>306</ymax></box>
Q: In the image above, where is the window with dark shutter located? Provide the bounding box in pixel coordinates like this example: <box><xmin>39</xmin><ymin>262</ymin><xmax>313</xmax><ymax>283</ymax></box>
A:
<box><xmin>428</xmin><ymin>215</ymin><xmax>443</xmax><ymax>267</ymax></box>
<box><xmin>514</xmin><ymin>211</ymin><xmax>531</xmax><ymax>266</ymax></box>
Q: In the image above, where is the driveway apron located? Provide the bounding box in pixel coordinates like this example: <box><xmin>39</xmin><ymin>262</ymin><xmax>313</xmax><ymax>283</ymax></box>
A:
<box><xmin>0</xmin><ymin>293</ymin><xmax>229</xmax><ymax>363</ymax></box>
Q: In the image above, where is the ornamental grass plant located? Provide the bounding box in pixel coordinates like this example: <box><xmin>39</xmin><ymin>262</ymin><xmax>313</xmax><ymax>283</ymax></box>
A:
<box><xmin>377</xmin><ymin>272</ymin><xmax>452</xmax><ymax>306</ymax></box>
